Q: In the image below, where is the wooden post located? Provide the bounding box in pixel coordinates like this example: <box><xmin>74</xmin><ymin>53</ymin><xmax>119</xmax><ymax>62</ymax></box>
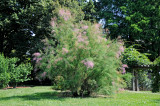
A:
<box><xmin>135</xmin><ymin>71</ymin><xmax>139</xmax><ymax>91</ymax></box>
<box><xmin>132</xmin><ymin>70</ymin><xmax>135</xmax><ymax>91</ymax></box>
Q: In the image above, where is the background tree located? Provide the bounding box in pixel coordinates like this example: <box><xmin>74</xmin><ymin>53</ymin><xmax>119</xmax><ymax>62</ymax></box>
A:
<box><xmin>0</xmin><ymin>0</ymin><xmax>54</xmax><ymax>60</ymax></box>
<box><xmin>95</xmin><ymin>0</ymin><xmax>160</xmax><ymax>60</ymax></box>
<box><xmin>0</xmin><ymin>0</ymin><xmax>84</xmax><ymax>60</ymax></box>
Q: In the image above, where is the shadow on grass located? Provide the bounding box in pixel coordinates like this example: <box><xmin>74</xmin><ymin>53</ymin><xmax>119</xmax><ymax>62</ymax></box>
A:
<box><xmin>0</xmin><ymin>90</ymin><xmax>114</xmax><ymax>102</ymax></box>
<box><xmin>0</xmin><ymin>91</ymin><xmax>72</xmax><ymax>101</ymax></box>
<box><xmin>152</xmin><ymin>99</ymin><xmax>160</xmax><ymax>104</ymax></box>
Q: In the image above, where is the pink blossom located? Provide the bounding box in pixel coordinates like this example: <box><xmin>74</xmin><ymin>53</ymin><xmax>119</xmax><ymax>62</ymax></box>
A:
<box><xmin>36</xmin><ymin>58</ymin><xmax>42</xmax><ymax>63</ymax></box>
<box><xmin>98</xmin><ymin>36</ymin><xmax>107</xmax><ymax>42</ymax></box>
<box><xmin>116</xmin><ymin>51</ymin><xmax>121</xmax><ymax>58</ymax></box>
<box><xmin>112</xmin><ymin>81</ymin><xmax>115</xmax><ymax>85</ymax></box>
<box><xmin>83</xmin><ymin>31</ymin><xmax>87</xmax><ymax>35</ymax></box>
<box><xmin>34</xmin><ymin>68</ymin><xmax>37</xmax><ymax>72</ymax></box>
<box><xmin>62</xmin><ymin>48</ymin><xmax>69</xmax><ymax>54</ymax></box>
<box><xmin>121</xmin><ymin>64</ymin><xmax>128</xmax><ymax>74</ymax></box>
<box><xmin>122</xmin><ymin>64</ymin><xmax>128</xmax><ymax>68</ymax></box>
<box><xmin>94</xmin><ymin>23</ymin><xmax>101</xmax><ymax>29</ymax></box>
<box><xmin>47</xmin><ymin>65</ymin><xmax>51</xmax><ymax>69</ymax></box>
<box><xmin>107</xmin><ymin>44</ymin><xmax>110</xmax><ymax>48</ymax></box>
<box><xmin>81</xmin><ymin>60</ymin><xmax>94</xmax><ymax>69</ymax></box>
<box><xmin>105</xmin><ymin>28</ymin><xmax>110</xmax><ymax>34</ymax></box>
<box><xmin>122</xmin><ymin>67</ymin><xmax>126</xmax><ymax>74</ymax></box>
<box><xmin>77</xmin><ymin>34</ymin><xmax>88</xmax><ymax>45</ymax></box>
<box><xmin>54</xmin><ymin>57</ymin><xmax>63</xmax><ymax>64</ymax></box>
<box><xmin>33</xmin><ymin>57</ymin><xmax>37</xmax><ymax>61</ymax></box>
<box><xmin>33</xmin><ymin>52</ymin><xmax>41</xmax><ymax>57</ymax></box>
<box><xmin>119</xmin><ymin>46</ymin><xmax>124</xmax><ymax>52</ymax></box>
<box><xmin>119</xmin><ymin>88</ymin><xmax>125</xmax><ymax>91</ymax></box>
<box><xmin>59</xmin><ymin>9</ymin><xmax>71</xmax><ymax>21</ymax></box>
<box><xmin>73</xmin><ymin>28</ymin><xmax>80</xmax><ymax>33</ymax></box>
<box><xmin>50</xmin><ymin>17</ymin><xmax>57</xmax><ymax>27</ymax></box>
<box><xmin>116</xmin><ymin>53</ymin><xmax>119</xmax><ymax>58</ymax></box>
<box><xmin>77</xmin><ymin>34</ymin><xmax>84</xmax><ymax>42</ymax></box>
<box><xmin>82</xmin><ymin>25</ymin><xmax>88</xmax><ymax>30</ymax></box>
<box><xmin>41</xmin><ymin>72</ymin><xmax>47</xmax><ymax>77</ymax></box>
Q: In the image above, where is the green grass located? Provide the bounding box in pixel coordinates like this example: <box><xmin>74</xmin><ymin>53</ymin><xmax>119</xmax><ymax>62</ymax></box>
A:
<box><xmin>0</xmin><ymin>86</ymin><xmax>160</xmax><ymax>106</ymax></box>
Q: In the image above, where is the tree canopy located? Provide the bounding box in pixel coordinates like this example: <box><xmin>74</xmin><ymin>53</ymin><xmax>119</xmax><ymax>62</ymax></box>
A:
<box><xmin>94</xmin><ymin>0</ymin><xmax>160</xmax><ymax>60</ymax></box>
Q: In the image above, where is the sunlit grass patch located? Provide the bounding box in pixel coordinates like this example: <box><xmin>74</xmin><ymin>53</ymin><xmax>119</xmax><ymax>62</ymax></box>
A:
<box><xmin>0</xmin><ymin>86</ymin><xmax>160</xmax><ymax>106</ymax></box>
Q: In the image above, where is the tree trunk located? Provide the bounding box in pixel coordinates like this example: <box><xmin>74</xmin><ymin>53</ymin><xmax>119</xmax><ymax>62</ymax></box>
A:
<box><xmin>158</xmin><ymin>47</ymin><xmax>160</xmax><ymax>56</ymax></box>
<box><xmin>0</xmin><ymin>33</ymin><xmax>4</xmax><ymax>53</ymax></box>
<box><xmin>72</xmin><ymin>92</ymin><xmax>78</xmax><ymax>97</ymax></box>
<box><xmin>13</xmin><ymin>83</ymin><xmax>17</xmax><ymax>88</ymax></box>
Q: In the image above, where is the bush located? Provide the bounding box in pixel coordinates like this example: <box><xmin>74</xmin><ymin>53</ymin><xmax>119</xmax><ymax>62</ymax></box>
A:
<box><xmin>0</xmin><ymin>54</ymin><xmax>10</xmax><ymax>88</ymax></box>
<box><xmin>36</xmin><ymin>8</ymin><xmax>121</xmax><ymax>96</ymax></box>
<box><xmin>121</xmin><ymin>73</ymin><xmax>132</xmax><ymax>89</ymax></box>
<box><xmin>0</xmin><ymin>54</ymin><xmax>32</xmax><ymax>88</ymax></box>
<box><xmin>138</xmin><ymin>71</ymin><xmax>152</xmax><ymax>91</ymax></box>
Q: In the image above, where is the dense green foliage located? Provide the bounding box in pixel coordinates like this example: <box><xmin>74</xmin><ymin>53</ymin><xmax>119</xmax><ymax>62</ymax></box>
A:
<box><xmin>152</xmin><ymin>57</ymin><xmax>160</xmax><ymax>92</ymax></box>
<box><xmin>121</xmin><ymin>46</ymin><xmax>152</xmax><ymax>90</ymax></box>
<box><xmin>94</xmin><ymin>0</ymin><xmax>160</xmax><ymax>60</ymax></box>
<box><xmin>122</xmin><ymin>46</ymin><xmax>151</xmax><ymax>67</ymax></box>
<box><xmin>0</xmin><ymin>0</ymin><xmax>84</xmax><ymax>59</ymax></box>
<box><xmin>0</xmin><ymin>54</ymin><xmax>32</xmax><ymax>88</ymax></box>
<box><xmin>0</xmin><ymin>0</ymin><xmax>56</xmax><ymax>60</ymax></box>
<box><xmin>0</xmin><ymin>54</ymin><xmax>10</xmax><ymax>88</ymax></box>
<box><xmin>138</xmin><ymin>71</ymin><xmax>152</xmax><ymax>91</ymax></box>
<box><xmin>121</xmin><ymin>73</ymin><xmax>132</xmax><ymax>89</ymax></box>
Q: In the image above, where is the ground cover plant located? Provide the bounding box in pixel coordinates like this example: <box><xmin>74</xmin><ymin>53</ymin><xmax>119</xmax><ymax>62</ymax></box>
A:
<box><xmin>0</xmin><ymin>86</ymin><xmax>160</xmax><ymax>106</ymax></box>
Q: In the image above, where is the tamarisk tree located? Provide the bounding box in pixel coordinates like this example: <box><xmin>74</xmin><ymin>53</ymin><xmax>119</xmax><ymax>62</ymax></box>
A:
<box><xmin>35</xmin><ymin>7</ymin><xmax>121</xmax><ymax>96</ymax></box>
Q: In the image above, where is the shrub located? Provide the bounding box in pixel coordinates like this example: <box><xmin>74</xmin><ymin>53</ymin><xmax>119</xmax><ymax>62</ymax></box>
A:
<box><xmin>36</xmin><ymin>8</ymin><xmax>121</xmax><ymax>96</ymax></box>
<box><xmin>0</xmin><ymin>54</ymin><xmax>32</xmax><ymax>88</ymax></box>
<box><xmin>0</xmin><ymin>54</ymin><xmax>10</xmax><ymax>88</ymax></box>
<box><xmin>9</xmin><ymin>59</ymin><xmax>33</xmax><ymax>88</ymax></box>
<box><xmin>121</xmin><ymin>73</ymin><xmax>132</xmax><ymax>89</ymax></box>
<box><xmin>138</xmin><ymin>71</ymin><xmax>152</xmax><ymax>91</ymax></box>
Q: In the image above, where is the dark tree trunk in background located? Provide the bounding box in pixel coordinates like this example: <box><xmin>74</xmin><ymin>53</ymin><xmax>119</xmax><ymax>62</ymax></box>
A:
<box><xmin>0</xmin><ymin>33</ymin><xmax>4</xmax><ymax>53</ymax></box>
<box><xmin>72</xmin><ymin>92</ymin><xmax>79</xmax><ymax>97</ymax></box>
<box><xmin>132</xmin><ymin>70</ymin><xmax>139</xmax><ymax>91</ymax></box>
<box><xmin>159</xmin><ymin>47</ymin><xmax>160</xmax><ymax>57</ymax></box>
<box><xmin>135</xmin><ymin>71</ymin><xmax>139</xmax><ymax>91</ymax></box>
<box><xmin>132</xmin><ymin>70</ymin><xmax>135</xmax><ymax>91</ymax></box>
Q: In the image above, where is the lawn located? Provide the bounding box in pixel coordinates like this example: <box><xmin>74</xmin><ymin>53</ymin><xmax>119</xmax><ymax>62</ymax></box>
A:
<box><xmin>0</xmin><ymin>86</ymin><xmax>160</xmax><ymax>106</ymax></box>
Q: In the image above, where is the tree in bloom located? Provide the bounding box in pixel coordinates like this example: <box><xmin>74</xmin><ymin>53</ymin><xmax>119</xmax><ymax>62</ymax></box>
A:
<box><xmin>36</xmin><ymin>8</ymin><xmax>121</xmax><ymax>97</ymax></box>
